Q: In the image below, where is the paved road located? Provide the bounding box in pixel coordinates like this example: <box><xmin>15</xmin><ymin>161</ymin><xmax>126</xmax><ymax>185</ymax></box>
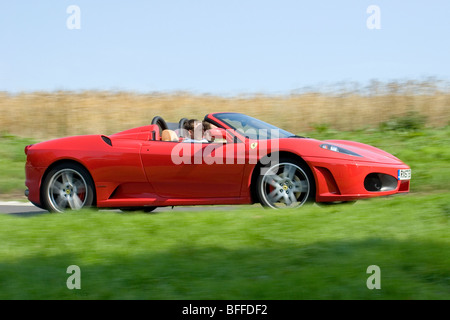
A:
<box><xmin>0</xmin><ymin>202</ymin><xmax>47</xmax><ymax>216</ymax></box>
<box><xmin>0</xmin><ymin>201</ymin><xmax>248</xmax><ymax>216</ymax></box>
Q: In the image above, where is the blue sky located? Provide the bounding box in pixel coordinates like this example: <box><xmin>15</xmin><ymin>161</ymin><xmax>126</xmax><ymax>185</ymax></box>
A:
<box><xmin>0</xmin><ymin>1</ymin><xmax>449</xmax><ymax>94</ymax></box>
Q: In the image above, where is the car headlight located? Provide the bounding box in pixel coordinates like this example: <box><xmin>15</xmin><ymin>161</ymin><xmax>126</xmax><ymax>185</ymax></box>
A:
<box><xmin>320</xmin><ymin>144</ymin><xmax>362</xmax><ymax>157</ymax></box>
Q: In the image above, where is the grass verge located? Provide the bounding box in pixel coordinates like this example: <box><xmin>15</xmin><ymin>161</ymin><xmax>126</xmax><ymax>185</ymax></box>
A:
<box><xmin>0</xmin><ymin>133</ymin><xmax>35</xmax><ymax>198</ymax></box>
<box><xmin>0</xmin><ymin>192</ymin><xmax>448</xmax><ymax>299</ymax></box>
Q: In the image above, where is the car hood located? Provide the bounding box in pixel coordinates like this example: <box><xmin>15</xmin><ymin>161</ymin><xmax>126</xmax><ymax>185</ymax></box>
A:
<box><xmin>275</xmin><ymin>137</ymin><xmax>404</xmax><ymax>165</ymax></box>
<box><xmin>323</xmin><ymin>139</ymin><xmax>402</xmax><ymax>164</ymax></box>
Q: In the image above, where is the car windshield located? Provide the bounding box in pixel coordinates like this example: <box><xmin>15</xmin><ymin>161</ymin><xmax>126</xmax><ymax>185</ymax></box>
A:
<box><xmin>213</xmin><ymin>113</ymin><xmax>295</xmax><ymax>140</ymax></box>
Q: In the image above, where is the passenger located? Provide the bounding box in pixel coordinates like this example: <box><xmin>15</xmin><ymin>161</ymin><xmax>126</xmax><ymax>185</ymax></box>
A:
<box><xmin>182</xmin><ymin>119</ymin><xmax>208</xmax><ymax>143</ymax></box>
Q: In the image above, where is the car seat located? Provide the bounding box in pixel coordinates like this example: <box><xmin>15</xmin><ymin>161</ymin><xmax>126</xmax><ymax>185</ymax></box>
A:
<box><xmin>161</xmin><ymin>129</ymin><xmax>179</xmax><ymax>142</ymax></box>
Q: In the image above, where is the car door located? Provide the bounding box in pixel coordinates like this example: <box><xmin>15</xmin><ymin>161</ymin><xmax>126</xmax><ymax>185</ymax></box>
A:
<box><xmin>140</xmin><ymin>140</ymin><xmax>247</xmax><ymax>198</ymax></box>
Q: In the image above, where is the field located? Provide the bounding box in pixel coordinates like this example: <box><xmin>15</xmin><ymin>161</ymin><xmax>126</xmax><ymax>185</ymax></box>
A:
<box><xmin>0</xmin><ymin>84</ymin><xmax>449</xmax><ymax>300</ymax></box>
<box><xmin>0</xmin><ymin>79</ymin><xmax>449</xmax><ymax>139</ymax></box>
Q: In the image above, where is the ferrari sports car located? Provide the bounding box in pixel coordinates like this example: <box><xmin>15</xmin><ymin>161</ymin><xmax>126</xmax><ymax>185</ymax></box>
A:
<box><xmin>24</xmin><ymin>112</ymin><xmax>411</xmax><ymax>212</ymax></box>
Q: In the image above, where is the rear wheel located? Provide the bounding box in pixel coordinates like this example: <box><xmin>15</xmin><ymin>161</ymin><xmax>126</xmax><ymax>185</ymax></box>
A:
<box><xmin>41</xmin><ymin>163</ymin><xmax>95</xmax><ymax>213</ymax></box>
<box><xmin>256</xmin><ymin>157</ymin><xmax>315</xmax><ymax>209</ymax></box>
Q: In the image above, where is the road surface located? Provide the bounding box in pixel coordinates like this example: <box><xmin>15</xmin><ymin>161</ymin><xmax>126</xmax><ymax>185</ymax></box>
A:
<box><xmin>0</xmin><ymin>201</ymin><xmax>247</xmax><ymax>216</ymax></box>
<box><xmin>0</xmin><ymin>201</ymin><xmax>46</xmax><ymax>216</ymax></box>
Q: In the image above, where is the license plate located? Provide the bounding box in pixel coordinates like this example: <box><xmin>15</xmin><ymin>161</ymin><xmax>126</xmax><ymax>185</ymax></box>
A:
<box><xmin>398</xmin><ymin>169</ymin><xmax>411</xmax><ymax>180</ymax></box>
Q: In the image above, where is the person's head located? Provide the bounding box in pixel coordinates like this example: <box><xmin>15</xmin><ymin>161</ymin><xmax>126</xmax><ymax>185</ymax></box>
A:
<box><xmin>202</xmin><ymin>121</ymin><xmax>211</xmax><ymax>131</ymax></box>
<box><xmin>184</xmin><ymin>119</ymin><xmax>203</xmax><ymax>140</ymax></box>
<box><xmin>202</xmin><ymin>121</ymin><xmax>215</xmax><ymax>142</ymax></box>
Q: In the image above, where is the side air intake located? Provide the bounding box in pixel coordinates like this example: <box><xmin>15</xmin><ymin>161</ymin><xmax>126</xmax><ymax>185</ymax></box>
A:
<box><xmin>101</xmin><ymin>135</ymin><xmax>113</xmax><ymax>146</ymax></box>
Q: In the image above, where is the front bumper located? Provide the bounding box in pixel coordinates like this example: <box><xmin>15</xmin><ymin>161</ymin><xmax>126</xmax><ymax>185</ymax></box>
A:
<box><xmin>304</xmin><ymin>157</ymin><xmax>411</xmax><ymax>202</ymax></box>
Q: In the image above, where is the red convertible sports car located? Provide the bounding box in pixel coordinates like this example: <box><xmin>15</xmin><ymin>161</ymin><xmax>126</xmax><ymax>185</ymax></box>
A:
<box><xmin>24</xmin><ymin>112</ymin><xmax>411</xmax><ymax>212</ymax></box>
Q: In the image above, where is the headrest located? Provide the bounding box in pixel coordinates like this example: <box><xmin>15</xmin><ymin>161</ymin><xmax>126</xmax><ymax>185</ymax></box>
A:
<box><xmin>161</xmin><ymin>129</ymin><xmax>179</xmax><ymax>142</ymax></box>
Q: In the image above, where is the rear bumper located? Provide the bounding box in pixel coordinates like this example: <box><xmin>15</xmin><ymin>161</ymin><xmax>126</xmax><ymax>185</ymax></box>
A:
<box><xmin>25</xmin><ymin>164</ymin><xmax>46</xmax><ymax>206</ymax></box>
<box><xmin>304</xmin><ymin>157</ymin><xmax>410</xmax><ymax>202</ymax></box>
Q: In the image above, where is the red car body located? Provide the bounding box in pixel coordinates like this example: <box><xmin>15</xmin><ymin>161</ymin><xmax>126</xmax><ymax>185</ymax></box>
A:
<box><xmin>25</xmin><ymin>112</ymin><xmax>411</xmax><ymax>212</ymax></box>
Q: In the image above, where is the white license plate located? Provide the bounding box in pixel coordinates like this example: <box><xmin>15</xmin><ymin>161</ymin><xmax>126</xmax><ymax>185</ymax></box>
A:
<box><xmin>398</xmin><ymin>169</ymin><xmax>411</xmax><ymax>180</ymax></box>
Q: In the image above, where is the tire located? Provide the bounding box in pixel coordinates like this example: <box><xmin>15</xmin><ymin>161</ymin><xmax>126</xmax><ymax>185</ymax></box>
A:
<box><xmin>256</xmin><ymin>157</ymin><xmax>315</xmax><ymax>209</ymax></box>
<box><xmin>41</xmin><ymin>163</ymin><xmax>95</xmax><ymax>213</ymax></box>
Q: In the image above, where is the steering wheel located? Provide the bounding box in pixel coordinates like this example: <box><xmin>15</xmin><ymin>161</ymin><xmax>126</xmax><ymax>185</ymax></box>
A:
<box><xmin>151</xmin><ymin>116</ymin><xmax>168</xmax><ymax>136</ymax></box>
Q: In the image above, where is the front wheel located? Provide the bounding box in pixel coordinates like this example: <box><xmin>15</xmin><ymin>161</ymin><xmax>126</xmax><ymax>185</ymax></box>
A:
<box><xmin>256</xmin><ymin>158</ymin><xmax>315</xmax><ymax>209</ymax></box>
<box><xmin>41</xmin><ymin>163</ymin><xmax>95</xmax><ymax>213</ymax></box>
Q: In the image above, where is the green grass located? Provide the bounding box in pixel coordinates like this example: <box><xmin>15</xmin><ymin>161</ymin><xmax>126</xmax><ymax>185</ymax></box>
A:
<box><xmin>0</xmin><ymin>193</ymin><xmax>448</xmax><ymax>299</ymax></box>
<box><xmin>0</xmin><ymin>133</ymin><xmax>35</xmax><ymax>197</ymax></box>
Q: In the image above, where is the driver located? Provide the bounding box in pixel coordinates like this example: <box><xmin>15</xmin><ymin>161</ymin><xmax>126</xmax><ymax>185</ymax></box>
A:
<box><xmin>202</xmin><ymin>121</ymin><xmax>216</xmax><ymax>142</ymax></box>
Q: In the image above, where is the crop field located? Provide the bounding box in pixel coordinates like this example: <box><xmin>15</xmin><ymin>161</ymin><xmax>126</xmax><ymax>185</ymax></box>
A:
<box><xmin>0</xmin><ymin>83</ymin><xmax>448</xmax><ymax>300</ymax></box>
<box><xmin>0</xmin><ymin>79</ymin><xmax>449</xmax><ymax>139</ymax></box>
